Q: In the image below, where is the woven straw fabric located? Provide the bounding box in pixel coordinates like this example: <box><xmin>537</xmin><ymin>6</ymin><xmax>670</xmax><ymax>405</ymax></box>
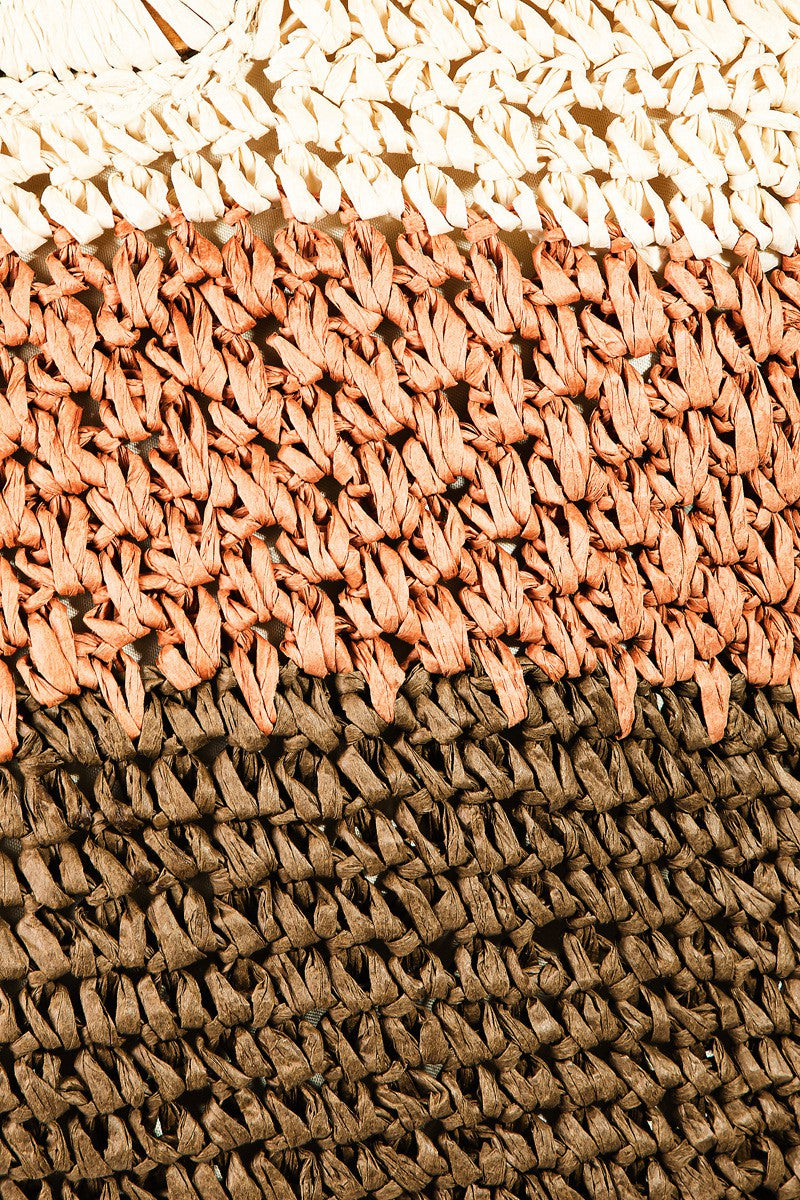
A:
<box><xmin>3</xmin><ymin>2</ymin><xmax>800</xmax><ymax>1199</ymax></box>
<box><xmin>2</xmin><ymin>659</ymin><xmax>800</xmax><ymax>1200</ymax></box>
<box><xmin>2</xmin><ymin>0</ymin><xmax>800</xmax><ymax>255</ymax></box>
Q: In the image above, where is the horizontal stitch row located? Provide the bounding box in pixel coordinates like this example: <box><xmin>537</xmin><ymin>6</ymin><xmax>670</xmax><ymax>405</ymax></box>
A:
<box><xmin>0</xmin><ymin>207</ymin><xmax>797</xmax><ymax>754</ymax></box>
<box><xmin>1</xmin><ymin>661</ymin><xmax>799</xmax><ymax>1196</ymax></box>
<box><xmin>3</xmin><ymin>0</ymin><xmax>800</xmax><ymax>252</ymax></box>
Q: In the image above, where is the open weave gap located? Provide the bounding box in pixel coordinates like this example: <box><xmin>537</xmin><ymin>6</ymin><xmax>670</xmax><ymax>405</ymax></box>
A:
<box><xmin>5</xmin><ymin>0</ymin><xmax>800</xmax><ymax>255</ymax></box>
<box><xmin>1</xmin><ymin>659</ymin><xmax>800</xmax><ymax>1198</ymax></box>
<box><xmin>0</xmin><ymin>206</ymin><xmax>800</xmax><ymax>758</ymax></box>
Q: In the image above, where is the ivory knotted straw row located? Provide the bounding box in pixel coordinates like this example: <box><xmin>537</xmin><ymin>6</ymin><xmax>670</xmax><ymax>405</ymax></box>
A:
<box><xmin>0</xmin><ymin>206</ymin><xmax>798</xmax><ymax>759</ymax></box>
<box><xmin>5</xmin><ymin>0</ymin><xmax>800</xmax><ymax>254</ymax></box>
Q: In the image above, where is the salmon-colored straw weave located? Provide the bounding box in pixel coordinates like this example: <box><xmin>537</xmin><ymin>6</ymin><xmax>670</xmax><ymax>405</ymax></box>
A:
<box><xmin>0</xmin><ymin>204</ymin><xmax>799</xmax><ymax>758</ymax></box>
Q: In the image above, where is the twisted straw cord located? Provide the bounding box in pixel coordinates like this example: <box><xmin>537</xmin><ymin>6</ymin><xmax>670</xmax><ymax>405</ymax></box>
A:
<box><xmin>3</xmin><ymin>0</ymin><xmax>800</xmax><ymax>252</ymax></box>
<box><xmin>0</xmin><ymin>206</ymin><xmax>796</xmax><ymax>754</ymax></box>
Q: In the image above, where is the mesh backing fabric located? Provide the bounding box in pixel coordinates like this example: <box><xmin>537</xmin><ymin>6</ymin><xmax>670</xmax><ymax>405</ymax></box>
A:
<box><xmin>1</xmin><ymin>660</ymin><xmax>800</xmax><ymax>1200</ymax></box>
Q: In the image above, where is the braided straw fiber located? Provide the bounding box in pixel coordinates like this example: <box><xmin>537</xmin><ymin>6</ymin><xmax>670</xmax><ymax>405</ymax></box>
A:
<box><xmin>1</xmin><ymin>206</ymin><xmax>800</xmax><ymax>757</ymax></box>
<box><xmin>5</xmin><ymin>0</ymin><xmax>800</xmax><ymax>255</ymax></box>
<box><xmin>6</xmin><ymin>2</ymin><xmax>800</xmax><ymax>1195</ymax></box>
<box><xmin>5</xmin><ymin>200</ymin><xmax>800</xmax><ymax>1197</ymax></box>
<box><xmin>1</xmin><ymin>657</ymin><xmax>800</xmax><ymax>1199</ymax></box>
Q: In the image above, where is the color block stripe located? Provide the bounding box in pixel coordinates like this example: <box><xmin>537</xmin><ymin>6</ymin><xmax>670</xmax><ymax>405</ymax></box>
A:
<box><xmin>3</xmin><ymin>0</ymin><xmax>800</xmax><ymax>252</ymax></box>
<box><xmin>1</xmin><ymin>660</ymin><xmax>798</xmax><ymax>1196</ymax></box>
<box><xmin>0</xmin><ymin>209</ymin><xmax>799</xmax><ymax>753</ymax></box>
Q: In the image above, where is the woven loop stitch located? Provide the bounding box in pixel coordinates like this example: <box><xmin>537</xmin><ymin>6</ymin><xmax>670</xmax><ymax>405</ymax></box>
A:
<box><xmin>1</xmin><ymin>661</ymin><xmax>799</xmax><ymax>1196</ymax></box>
<box><xmin>0</xmin><ymin>210</ymin><xmax>797</xmax><ymax>754</ymax></box>
<box><xmin>4</xmin><ymin>2</ymin><xmax>800</xmax><ymax>1197</ymax></box>
<box><xmin>4</xmin><ymin>0</ymin><xmax>800</xmax><ymax>252</ymax></box>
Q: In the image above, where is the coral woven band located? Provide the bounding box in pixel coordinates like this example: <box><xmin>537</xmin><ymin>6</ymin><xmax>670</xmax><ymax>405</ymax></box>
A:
<box><xmin>0</xmin><ymin>207</ymin><xmax>797</xmax><ymax>761</ymax></box>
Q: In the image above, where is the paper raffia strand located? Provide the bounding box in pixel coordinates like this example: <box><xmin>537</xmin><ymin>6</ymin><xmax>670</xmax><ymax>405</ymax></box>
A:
<box><xmin>3</xmin><ymin>0</ymin><xmax>800</xmax><ymax>255</ymax></box>
<box><xmin>0</xmin><ymin>204</ymin><xmax>798</xmax><ymax>760</ymax></box>
<box><xmin>4</xmin><ymin>6</ymin><xmax>800</xmax><ymax>1198</ymax></box>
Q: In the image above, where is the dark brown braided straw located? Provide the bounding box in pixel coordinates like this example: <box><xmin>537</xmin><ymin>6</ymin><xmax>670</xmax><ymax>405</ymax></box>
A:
<box><xmin>1</xmin><ymin>660</ymin><xmax>800</xmax><ymax>1199</ymax></box>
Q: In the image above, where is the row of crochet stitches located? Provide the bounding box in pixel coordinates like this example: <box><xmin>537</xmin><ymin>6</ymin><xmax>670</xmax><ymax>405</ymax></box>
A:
<box><xmin>0</xmin><ymin>208</ymin><xmax>797</xmax><ymax>757</ymax></box>
<box><xmin>1</xmin><ymin>662</ymin><xmax>799</xmax><ymax>1197</ymax></box>
<box><xmin>5</xmin><ymin>0</ymin><xmax>800</xmax><ymax>255</ymax></box>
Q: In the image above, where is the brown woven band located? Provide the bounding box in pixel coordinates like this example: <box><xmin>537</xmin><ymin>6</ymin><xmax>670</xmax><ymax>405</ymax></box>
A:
<box><xmin>1</xmin><ymin>658</ymin><xmax>799</xmax><ymax>1197</ymax></box>
<box><xmin>0</xmin><ymin>208</ymin><xmax>799</xmax><ymax>758</ymax></box>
